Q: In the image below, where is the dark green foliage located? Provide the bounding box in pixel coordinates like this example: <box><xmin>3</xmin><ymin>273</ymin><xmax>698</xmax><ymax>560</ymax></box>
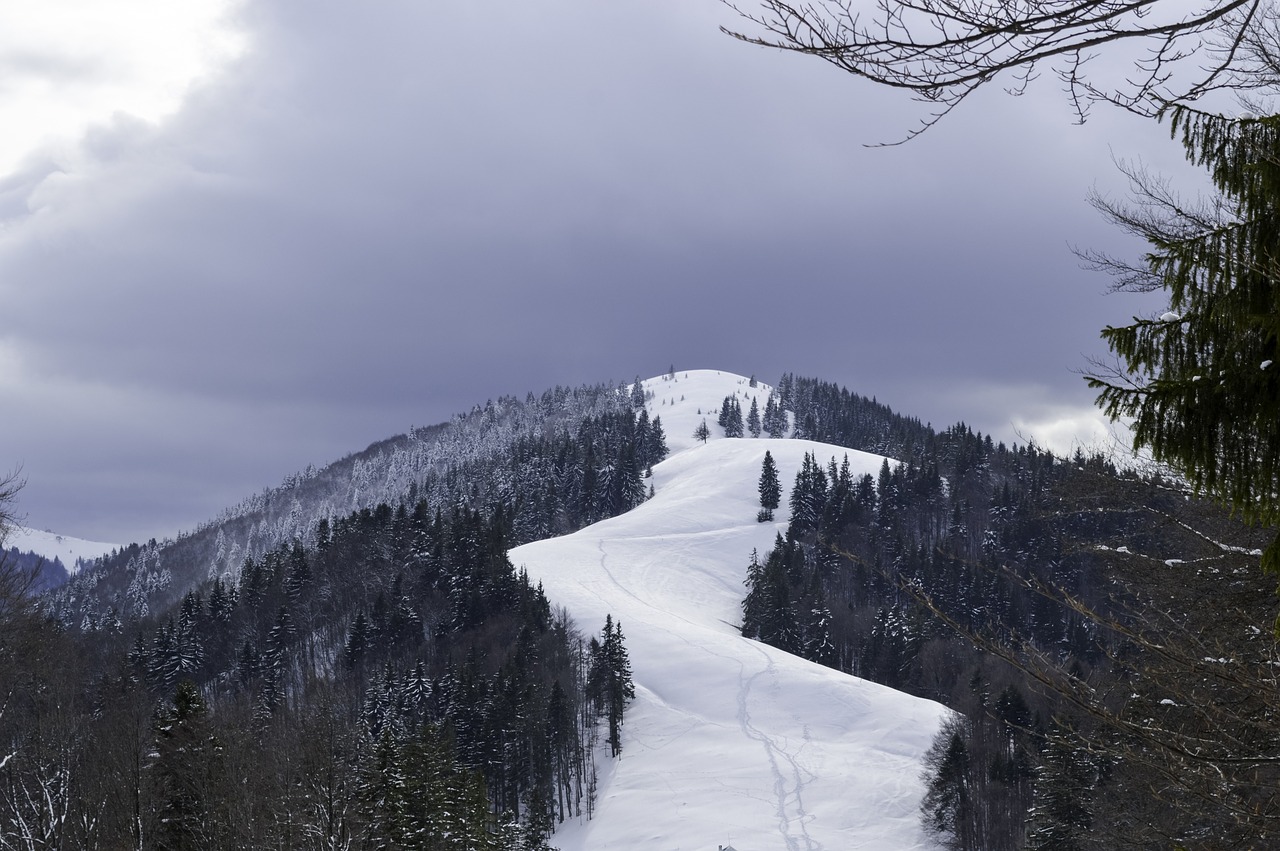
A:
<box><xmin>629</xmin><ymin>376</ymin><xmax>646</xmax><ymax>410</ymax></box>
<box><xmin>718</xmin><ymin>395</ymin><xmax>745</xmax><ymax>438</ymax></box>
<box><xmin>919</xmin><ymin>680</ymin><xmax>1042</xmax><ymax>850</ymax></box>
<box><xmin>757</xmin><ymin>450</ymin><xmax>781</xmax><ymax>519</ymax></box>
<box><xmin>587</xmin><ymin>615</ymin><xmax>634</xmax><ymax>757</ymax></box>
<box><xmin>776</xmin><ymin>373</ymin><xmax>930</xmax><ymax>455</ymax></box>
<box><xmin>788</xmin><ymin>452</ymin><xmax>828</xmax><ymax>533</ymax></box>
<box><xmin>358</xmin><ymin>725</ymin><xmax>496</xmax><ymax>850</ymax></box>
<box><xmin>7</xmin><ymin>494</ymin><xmax>631</xmax><ymax>847</ymax></box>
<box><xmin>150</xmin><ymin>681</ymin><xmax>224</xmax><ymax>851</ymax></box>
<box><xmin>746</xmin><ymin>396</ymin><xmax>762</xmax><ymax>438</ymax></box>
<box><xmin>737</xmin><ymin>375</ymin><xmax>1280</xmax><ymax>848</ymax></box>
<box><xmin>921</xmin><ymin>723</ymin><xmax>971</xmax><ymax>849</ymax></box>
<box><xmin>763</xmin><ymin>392</ymin><xmax>787</xmax><ymax>438</ymax></box>
<box><xmin>1087</xmin><ymin>107</ymin><xmax>1280</xmax><ymax>582</ymax></box>
<box><xmin>741</xmin><ymin>537</ymin><xmax>800</xmax><ymax>653</ymax></box>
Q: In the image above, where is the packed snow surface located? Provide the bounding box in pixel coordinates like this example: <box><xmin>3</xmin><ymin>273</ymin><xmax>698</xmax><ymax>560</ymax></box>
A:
<box><xmin>6</xmin><ymin>525</ymin><xmax>117</xmax><ymax>572</ymax></box>
<box><xmin>513</xmin><ymin>370</ymin><xmax>947</xmax><ymax>851</ymax></box>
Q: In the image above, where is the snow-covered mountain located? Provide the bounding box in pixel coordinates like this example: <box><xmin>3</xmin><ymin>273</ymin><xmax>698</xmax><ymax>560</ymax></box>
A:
<box><xmin>514</xmin><ymin>371</ymin><xmax>947</xmax><ymax>849</ymax></box>
<box><xmin>6</xmin><ymin>525</ymin><xmax>117</xmax><ymax>573</ymax></box>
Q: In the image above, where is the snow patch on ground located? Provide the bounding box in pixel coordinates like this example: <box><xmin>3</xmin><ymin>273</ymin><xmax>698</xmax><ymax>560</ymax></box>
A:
<box><xmin>515</xmin><ymin>370</ymin><xmax>946</xmax><ymax>850</ymax></box>
<box><xmin>6</xmin><ymin>525</ymin><xmax>117</xmax><ymax>573</ymax></box>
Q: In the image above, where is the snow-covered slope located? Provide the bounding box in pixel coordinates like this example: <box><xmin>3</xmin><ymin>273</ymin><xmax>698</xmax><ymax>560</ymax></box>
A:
<box><xmin>513</xmin><ymin>370</ymin><xmax>947</xmax><ymax>850</ymax></box>
<box><xmin>6</xmin><ymin>525</ymin><xmax>117</xmax><ymax>572</ymax></box>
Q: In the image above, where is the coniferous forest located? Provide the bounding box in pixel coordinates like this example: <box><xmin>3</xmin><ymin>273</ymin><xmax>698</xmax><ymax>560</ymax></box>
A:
<box><xmin>4</xmin><ymin>371</ymin><xmax>1277</xmax><ymax>848</ymax></box>
<box><xmin>740</xmin><ymin>375</ymin><xmax>1279</xmax><ymax>849</ymax></box>
<box><xmin>2</xmin><ymin>383</ymin><xmax>655</xmax><ymax>850</ymax></box>
<box><xmin>4</xmin><ymin>498</ymin><xmax>640</xmax><ymax>849</ymax></box>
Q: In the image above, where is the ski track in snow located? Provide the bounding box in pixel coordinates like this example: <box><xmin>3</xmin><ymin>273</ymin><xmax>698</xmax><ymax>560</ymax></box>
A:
<box><xmin>737</xmin><ymin>641</ymin><xmax>819</xmax><ymax>851</ymax></box>
<box><xmin>513</xmin><ymin>371</ymin><xmax>947</xmax><ymax>851</ymax></box>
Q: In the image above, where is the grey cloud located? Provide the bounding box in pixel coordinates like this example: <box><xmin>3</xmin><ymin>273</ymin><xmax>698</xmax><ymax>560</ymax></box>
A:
<box><xmin>0</xmin><ymin>0</ymin><xmax>1177</xmax><ymax>543</ymax></box>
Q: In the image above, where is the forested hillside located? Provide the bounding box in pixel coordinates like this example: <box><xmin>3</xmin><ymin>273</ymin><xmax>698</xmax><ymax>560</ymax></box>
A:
<box><xmin>8</xmin><ymin>368</ymin><xmax>1274</xmax><ymax>848</ymax></box>
<box><xmin>1</xmin><ymin>547</ymin><xmax>67</xmax><ymax>593</ymax></box>
<box><xmin>47</xmin><ymin>380</ymin><xmax>665</xmax><ymax>627</ymax></box>
<box><xmin>4</xmin><ymin>380</ymin><xmax>663</xmax><ymax>849</ymax></box>
<box><xmin>739</xmin><ymin>375</ymin><xmax>1279</xmax><ymax>848</ymax></box>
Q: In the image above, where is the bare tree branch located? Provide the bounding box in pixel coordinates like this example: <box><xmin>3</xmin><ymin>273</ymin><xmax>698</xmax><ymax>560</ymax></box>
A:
<box><xmin>722</xmin><ymin>0</ymin><xmax>1273</xmax><ymax>137</ymax></box>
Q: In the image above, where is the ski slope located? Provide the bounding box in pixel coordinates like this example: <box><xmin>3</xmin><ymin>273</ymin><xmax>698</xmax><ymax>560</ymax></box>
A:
<box><xmin>513</xmin><ymin>371</ymin><xmax>947</xmax><ymax>851</ymax></box>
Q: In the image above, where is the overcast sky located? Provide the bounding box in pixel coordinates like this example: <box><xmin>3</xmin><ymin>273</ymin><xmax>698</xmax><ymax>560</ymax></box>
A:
<box><xmin>1</xmin><ymin>0</ymin><xmax>1202</xmax><ymax>545</ymax></box>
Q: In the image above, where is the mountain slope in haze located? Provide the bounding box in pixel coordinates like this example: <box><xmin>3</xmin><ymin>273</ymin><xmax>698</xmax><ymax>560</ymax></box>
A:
<box><xmin>7</xmin><ymin>526</ymin><xmax>117</xmax><ymax>572</ymax></box>
<box><xmin>515</xmin><ymin>371</ymin><xmax>947</xmax><ymax>849</ymax></box>
<box><xmin>48</xmin><ymin>381</ymin><xmax>646</xmax><ymax>622</ymax></box>
<box><xmin>5</xmin><ymin>526</ymin><xmax>118</xmax><ymax>591</ymax></box>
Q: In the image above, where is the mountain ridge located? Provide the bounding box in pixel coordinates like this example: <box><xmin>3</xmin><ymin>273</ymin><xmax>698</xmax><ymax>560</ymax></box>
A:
<box><xmin>36</xmin><ymin>368</ymin><xmax>950</xmax><ymax>847</ymax></box>
<box><xmin>513</xmin><ymin>370</ymin><xmax>946</xmax><ymax>848</ymax></box>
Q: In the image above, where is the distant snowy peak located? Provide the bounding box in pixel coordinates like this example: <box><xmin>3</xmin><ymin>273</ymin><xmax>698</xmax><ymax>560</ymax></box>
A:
<box><xmin>641</xmin><ymin>369</ymin><xmax>777</xmax><ymax>453</ymax></box>
<box><xmin>6</xmin><ymin>526</ymin><xmax>117</xmax><ymax>573</ymax></box>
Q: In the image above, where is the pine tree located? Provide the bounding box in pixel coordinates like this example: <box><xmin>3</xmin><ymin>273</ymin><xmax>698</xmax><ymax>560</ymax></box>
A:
<box><xmin>741</xmin><ymin>539</ymin><xmax>799</xmax><ymax>653</ymax></box>
<box><xmin>788</xmin><ymin>452</ymin><xmax>829</xmax><ymax>532</ymax></box>
<box><xmin>151</xmin><ymin>681</ymin><xmax>225</xmax><ymax>851</ymax></box>
<box><xmin>741</xmin><ymin>548</ymin><xmax>767</xmax><ymax>636</ymax></box>
<box><xmin>717</xmin><ymin>396</ymin><xmax>733</xmax><ymax>431</ymax></box>
<box><xmin>747</xmin><ymin>396</ymin><xmax>762</xmax><ymax>437</ymax></box>
<box><xmin>358</xmin><ymin>729</ymin><xmax>410</xmax><ymax>848</ymax></box>
<box><xmin>1087</xmin><ymin>107</ymin><xmax>1280</xmax><ymax>581</ymax></box>
<box><xmin>206</xmin><ymin>578</ymin><xmax>235</xmax><ymax>623</ymax></box>
<box><xmin>724</xmin><ymin>397</ymin><xmax>745</xmax><ymax>437</ymax></box>
<box><xmin>758</xmin><ymin>450</ymin><xmax>781</xmax><ymax>521</ymax></box>
<box><xmin>285</xmin><ymin>539</ymin><xmax>310</xmax><ymax>600</ymax></box>
<box><xmin>649</xmin><ymin>414</ymin><xmax>668</xmax><ymax>461</ymax></box>
<box><xmin>920</xmin><ymin>722</ymin><xmax>973</xmax><ymax>850</ymax></box>
<box><xmin>344</xmin><ymin>612</ymin><xmax>372</xmax><ymax>669</ymax></box>
<box><xmin>588</xmin><ymin>615</ymin><xmax>634</xmax><ymax>758</ymax></box>
<box><xmin>764</xmin><ymin>393</ymin><xmax>787</xmax><ymax>438</ymax></box>
<box><xmin>802</xmin><ymin>597</ymin><xmax>837</xmax><ymax>667</ymax></box>
<box><xmin>630</xmin><ymin>375</ymin><xmax>646</xmax><ymax>409</ymax></box>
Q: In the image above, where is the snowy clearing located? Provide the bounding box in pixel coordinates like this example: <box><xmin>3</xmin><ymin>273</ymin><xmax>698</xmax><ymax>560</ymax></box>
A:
<box><xmin>514</xmin><ymin>371</ymin><xmax>946</xmax><ymax>851</ymax></box>
<box><xmin>6</xmin><ymin>525</ymin><xmax>117</xmax><ymax>573</ymax></box>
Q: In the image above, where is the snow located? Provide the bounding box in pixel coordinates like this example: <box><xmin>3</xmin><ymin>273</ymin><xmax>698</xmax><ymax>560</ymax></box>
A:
<box><xmin>5</xmin><ymin>525</ymin><xmax>117</xmax><ymax>573</ymax></box>
<box><xmin>514</xmin><ymin>371</ymin><xmax>946</xmax><ymax>851</ymax></box>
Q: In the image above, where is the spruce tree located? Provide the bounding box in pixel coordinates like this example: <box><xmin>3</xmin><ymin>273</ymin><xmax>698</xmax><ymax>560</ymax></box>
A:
<box><xmin>920</xmin><ymin>723</ymin><xmax>973</xmax><ymax>850</ymax></box>
<box><xmin>630</xmin><ymin>375</ymin><xmax>646</xmax><ymax>409</ymax></box>
<box><xmin>747</xmin><ymin>396</ymin><xmax>762</xmax><ymax>437</ymax></box>
<box><xmin>758</xmin><ymin>450</ymin><xmax>781</xmax><ymax>521</ymax></box>
<box><xmin>151</xmin><ymin>681</ymin><xmax>225</xmax><ymax>851</ymax></box>
<box><xmin>764</xmin><ymin>393</ymin><xmax>787</xmax><ymax>438</ymax></box>
<box><xmin>649</xmin><ymin>415</ymin><xmax>668</xmax><ymax>461</ymax></box>
<box><xmin>741</xmin><ymin>549</ymin><xmax>767</xmax><ymax>636</ymax></box>
<box><xmin>588</xmin><ymin>615</ymin><xmax>635</xmax><ymax>758</ymax></box>
<box><xmin>725</xmin><ymin>397</ymin><xmax>744</xmax><ymax>437</ymax></box>
<box><xmin>1087</xmin><ymin>107</ymin><xmax>1280</xmax><ymax>583</ymax></box>
<box><xmin>789</xmin><ymin>452</ymin><xmax>829</xmax><ymax>532</ymax></box>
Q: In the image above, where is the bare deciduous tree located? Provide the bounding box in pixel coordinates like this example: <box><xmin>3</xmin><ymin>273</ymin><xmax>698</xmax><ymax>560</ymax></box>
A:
<box><xmin>722</xmin><ymin>0</ymin><xmax>1273</xmax><ymax>138</ymax></box>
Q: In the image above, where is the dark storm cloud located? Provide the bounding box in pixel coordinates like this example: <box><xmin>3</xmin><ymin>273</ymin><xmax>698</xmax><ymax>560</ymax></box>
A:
<box><xmin>0</xmin><ymin>0</ymin><xmax>1184</xmax><ymax>543</ymax></box>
